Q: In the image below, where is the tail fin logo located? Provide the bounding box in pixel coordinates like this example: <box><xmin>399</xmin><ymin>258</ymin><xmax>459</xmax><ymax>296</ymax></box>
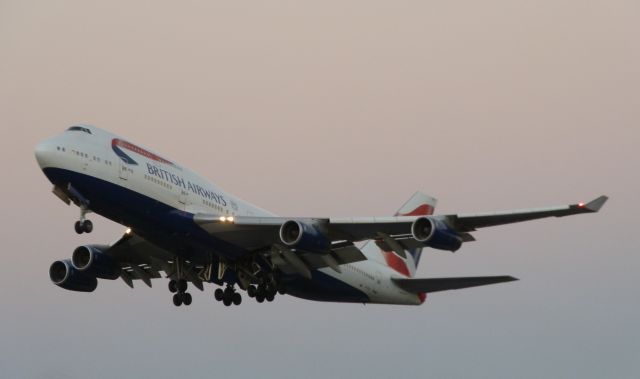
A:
<box><xmin>381</xmin><ymin>195</ymin><xmax>437</xmax><ymax>277</ymax></box>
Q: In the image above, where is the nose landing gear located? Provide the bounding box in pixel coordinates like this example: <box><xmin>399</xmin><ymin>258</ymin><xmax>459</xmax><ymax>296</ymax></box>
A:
<box><xmin>74</xmin><ymin>206</ymin><xmax>93</xmax><ymax>234</ymax></box>
<box><xmin>74</xmin><ymin>220</ymin><xmax>93</xmax><ymax>234</ymax></box>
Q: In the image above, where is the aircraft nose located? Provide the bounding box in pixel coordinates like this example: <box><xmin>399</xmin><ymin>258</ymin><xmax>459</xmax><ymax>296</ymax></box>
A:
<box><xmin>34</xmin><ymin>139</ymin><xmax>55</xmax><ymax>169</ymax></box>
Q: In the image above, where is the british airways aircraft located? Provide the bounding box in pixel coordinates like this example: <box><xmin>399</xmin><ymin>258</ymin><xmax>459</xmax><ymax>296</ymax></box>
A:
<box><xmin>35</xmin><ymin>125</ymin><xmax>607</xmax><ymax>307</ymax></box>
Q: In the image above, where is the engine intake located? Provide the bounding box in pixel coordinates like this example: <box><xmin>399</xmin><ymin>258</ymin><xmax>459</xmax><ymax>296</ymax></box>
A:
<box><xmin>71</xmin><ymin>245</ymin><xmax>120</xmax><ymax>280</ymax></box>
<box><xmin>411</xmin><ymin>217</ymin><xmax>462</xmax><ymax>252</ymax></box>
<box><xmin>49</xmin><ymin>259</ymin><xmax>98</xmax><ymax>292</ymax></box>
<box><xmin>279</xmin><ymin>220</ymin><xmax>330</xmax><ymax>254</ymax></box>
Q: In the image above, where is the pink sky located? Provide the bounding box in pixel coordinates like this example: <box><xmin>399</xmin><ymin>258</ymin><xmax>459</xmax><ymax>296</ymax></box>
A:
<box><xmin>1</xmin><ymin>1</ymin><xmax>638</xmax><ymax>377</ymax></box>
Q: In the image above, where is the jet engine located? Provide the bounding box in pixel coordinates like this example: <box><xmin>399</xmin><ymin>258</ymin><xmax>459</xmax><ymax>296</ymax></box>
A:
<box><xmin>411</xmin><ymin>217</ymin><xmax>463</xmax><ymax>252</ymax></box>
<box><xmin>71</xmin><ymin>245</ymin><xmax>121</xmax><ymax>280</ymax></box>
<box><xmin>279</xmin><ymin>220</ymin><xmax>330</xmax><ymax>253</ymax></box>
<box><xmin>49</xmin><ymin>259</ymin><xmax>98</xmax><ymax>292</ymax></box>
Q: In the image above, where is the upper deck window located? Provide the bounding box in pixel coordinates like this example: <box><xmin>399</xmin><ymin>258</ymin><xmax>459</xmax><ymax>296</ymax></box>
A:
<box><xmin>66</xmin><ymin>126</ymin><xmax>92</xmax><ymax>134</ymax></box>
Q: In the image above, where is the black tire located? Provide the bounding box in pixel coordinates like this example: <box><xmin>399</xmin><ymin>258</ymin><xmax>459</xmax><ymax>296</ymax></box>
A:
<box><xmin>256</xmin><ymin>293</ymin><xmax>265</xmax><ymax>303</ymax></box>
<box><xmin>183</xmin><ymin>292</ymin><xmax>192</xmax><ymax>306</ymax></box>
<box><xmin>172</xmin><ymin>293</ymin><xmax>183</xmax><ymax>306</ymax></box>
<box><xmin>232</xmin><ymin>292</ymin><xmax>242</xmax><ymax>305</ymax></box>
<box><xmin>74</xmin><ymin>221</ymin><xmax>84</xmax><ymax>234</ymax></box>
<box><xmin>277</xmin><ymin>288</ymin><xmax>286</xmax><ymax>295</ymax></box>
<box><xmin>168</xmin><ymin>280</ymin><xmax>177</xmax><ymax>293</ymax></box>
<box><xmin>82</xmin><ymin>220</ymin><xmax>93</xmax><ymax>233</ymax></box>
<box><xmin>223</xmin><ymin>297</ymin><xmax>232</xmax><ymax>306</ymax></box>
<box><xmin>266</xmin><ymin>292</ymin><xmax>275</xmax><ymax>302</ymax></box>
<box><xmin>223</xmin><ymin>287</ymin><xmax>233</xmax><ymax>300</ymax></box>
<box><xmin>214</xmin><ymin>288</ymin><xmax>224</xmax><ymax>301</ymax></box>
<box><xmin>177</xmin><ymin>279</ymin><xmax>188</xmax><ymax>293</ymax></box>
<box><xmin>247</xmin><ymin>286</ymin><xmax>256</xmax><ymax>298</ymax></box>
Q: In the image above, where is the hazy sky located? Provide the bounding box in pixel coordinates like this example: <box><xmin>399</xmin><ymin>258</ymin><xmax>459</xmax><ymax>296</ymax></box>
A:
<box><xmin>1</xmin><ymin>1</ymin><xmax>638</xmax><ymax>378</ymax></box>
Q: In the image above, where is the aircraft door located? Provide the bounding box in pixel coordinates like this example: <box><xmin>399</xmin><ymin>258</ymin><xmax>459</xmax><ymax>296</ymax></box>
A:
<box><xmin>118</xmin><ymin>160</ymin><xmax>131</xmax><ymax>181</ymax></box>
<box><xmin>178</xmin><ymin>188</ymin><xmax>189</xmax><ymax>210</ymax></box>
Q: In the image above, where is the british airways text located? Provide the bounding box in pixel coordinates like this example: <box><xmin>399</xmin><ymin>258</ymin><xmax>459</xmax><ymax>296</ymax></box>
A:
<box><xmin>146</xmin><ymin>163</ymin><xmax>227</xmax><ymax>206</ymax></box>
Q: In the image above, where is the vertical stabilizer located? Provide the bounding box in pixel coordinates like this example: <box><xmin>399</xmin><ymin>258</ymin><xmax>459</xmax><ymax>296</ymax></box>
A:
<box><xmin>361</xmin><ymin>192</ymin><xmax>437</xmax><ymax>277</ymax></box>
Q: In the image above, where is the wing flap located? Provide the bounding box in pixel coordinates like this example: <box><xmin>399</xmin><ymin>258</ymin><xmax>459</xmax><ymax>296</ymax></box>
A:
<box><xmin>392</xmin><ymin>275</ymin><xmax>518</xmax><ymax>293</ymax></box>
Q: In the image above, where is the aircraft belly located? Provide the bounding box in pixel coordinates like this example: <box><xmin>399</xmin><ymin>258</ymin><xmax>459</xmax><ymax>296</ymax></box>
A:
<box><xmin>41</xmin><ymin>167</ymin><xmax>248</xmax><ymax>261</ymax></box>
<box><xmin>281</xmin><ymin>270</ymin><xmax>370</xmax><ymax>303</ymax></box>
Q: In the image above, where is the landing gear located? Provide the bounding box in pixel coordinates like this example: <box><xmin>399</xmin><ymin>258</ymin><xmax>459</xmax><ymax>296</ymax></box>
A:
<box><xmin>74</xmin><ymin>220</ymin><xmax>93</xmax><ymax>234</ymax></box>
<box><xmin>251</xmin><ymin>283</ymin><xmax>278</xmax><ymax>303</ymax></box>
<box><xmin>173</xmin><ymin>293</ymin><xmax>182</xmax><ymax>306</ymax></box>
<box><xmin>170</xmin><ymin>279</ymin><xmax>192</xmax><ymax>307</ymax></box>
<box><xmin>74</xmin><ymin>206</ymin><xmax>93</xmax><ymax>234</ymax></box>
<box><xmin>172</xmin><ymin>292</ymin><xmax>192</xmax><ymax>306</ymax></box>
<box><xmin>214</xmin><ymin>285</ymin><xmax>242</xmax><ymax>306</ymax></box>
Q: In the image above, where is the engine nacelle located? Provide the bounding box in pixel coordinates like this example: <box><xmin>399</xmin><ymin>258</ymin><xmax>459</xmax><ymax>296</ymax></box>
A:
<box><xmin>411</xmin><ymin>217</ymin><xmax>463</xmax><ymax>252</ymax></box>
<box><xmin>71</xmin><ymin>245</ymin><xmax>120</xmax><ymax>280</ymax></box>
<box><xmin>279</xmin><ymin>220</ymin><xmax>330</xmax><ymax>254</ymax></box>
<box><xmin>49</xmin><ymin>259</ymin><xmax>98</xmax><ymax>292</ymax></box>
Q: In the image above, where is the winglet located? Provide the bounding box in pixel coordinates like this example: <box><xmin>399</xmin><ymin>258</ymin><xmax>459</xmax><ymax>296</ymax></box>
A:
<box><xmin>584</xmin><ymin>195</ymin><xmax>608</xmax><ymax>212</ymax></box>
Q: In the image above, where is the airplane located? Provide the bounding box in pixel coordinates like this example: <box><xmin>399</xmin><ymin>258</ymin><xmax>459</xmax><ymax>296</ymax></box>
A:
<box><xmin>35</xmin><ymin>125</ymin><xmax>608</xmax><ymax>307</ymax></box>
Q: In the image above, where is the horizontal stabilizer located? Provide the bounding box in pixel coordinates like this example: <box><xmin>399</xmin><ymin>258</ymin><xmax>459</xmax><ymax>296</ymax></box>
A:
<box><xmin>392</xmin><ymin>275</ymin><xmax>518</xmax><ymax>293</ymax></box>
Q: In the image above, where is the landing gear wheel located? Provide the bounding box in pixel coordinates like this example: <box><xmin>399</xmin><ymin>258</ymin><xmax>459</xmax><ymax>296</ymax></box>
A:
<box><xmin>256</xmin><ymin>293</ymin><xmax>265</xmax><ymax>303</ymax></box>
<box><xmin>277</xmin><ymin>287</ymin><xmax>286</xmax><ymax>295</ymax></box>
<box><xmin>177</xmin><ymin>279</ymin><xmax>188</xmax><ymax>293</ymax></box>
<box><xmin>266</xmin><ymin>292</ymin><xmax>275</xmax><ymax>302</ymax></box>
<box><xmin>168</xmin><ymin>280</ymin><xmax>177</xmax><ymax>293</ymax></box>
<box><xmin>74</xmin><ymin>221</ymin><xmax>84</xmax><ymax>234</ymax></box>
<box><xmin>232</xmin><ymin>292</ymin><xmax>242</xmax><ymax>305</ymax></box>
<box><xmin>247</xmin><ymin>286</ymin><xmax>256</xmax><ymax>298</ymax></box>
<box><xmin>173</xmin><ymin>293</ymin><xmax>183</xmax><ymax>306</ymax></box>
<box><xmin>182</xmin><ymin>292</ymin><xmax>192</xmax><ymax>306</ymax></box>
<box><xmin>223</xmin><ymin>297</ymin><xmax>232</xmax><ymax>306</ymax></box>
<box><xmin>82</xmin><ymin>220</ymin><xmax>93</xmax><ymax>233</ymax></box>
<box><xmin>214</xmin><ymin>288</ymin><xmax>224</xmax><ymax>301</ymax></box>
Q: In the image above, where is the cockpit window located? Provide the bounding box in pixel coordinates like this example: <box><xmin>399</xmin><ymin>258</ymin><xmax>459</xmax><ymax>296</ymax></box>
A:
<box><xmin>67</xmin><ymin>126</ymin><xmax>92</xmax><ymax>134</ymax></box>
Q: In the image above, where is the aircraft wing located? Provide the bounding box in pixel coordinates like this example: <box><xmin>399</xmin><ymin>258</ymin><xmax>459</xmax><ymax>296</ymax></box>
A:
<box><xmin>194</xmin><ymin>195</ymin><xmax>607</xmax><ymax>250</ymax></box>
<box><xmin>443</xmin><ymin>195</ymin><xmax>608</xmax><ymax>232</ymax></box>
<box><xmin>392</xmin><ymin>275</ymin><xmax>518</xmax><ymax>293</ymax></box>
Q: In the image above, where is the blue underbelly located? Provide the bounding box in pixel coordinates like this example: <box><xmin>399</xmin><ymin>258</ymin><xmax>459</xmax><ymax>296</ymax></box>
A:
<box><xmin>42</xmin><ymin>167</ymin><xmax>248</xmax><ymax>261</ymax></box>
<box><xmin>281</xmin><ymin>270</ymin><xmax>370</xmax><ymax>303</ymax></box>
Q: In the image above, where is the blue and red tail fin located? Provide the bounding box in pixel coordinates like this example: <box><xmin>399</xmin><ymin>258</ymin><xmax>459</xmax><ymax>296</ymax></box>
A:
<box><xmin>361</xmin><ymin>191</ymin><xmax>437</xmax><ymax>277</ymax></box>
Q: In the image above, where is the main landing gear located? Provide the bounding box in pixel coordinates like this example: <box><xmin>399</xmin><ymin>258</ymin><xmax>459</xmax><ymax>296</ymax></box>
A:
<box><xmin>74</xmin><ymin>206</ymin><xmax>93</xmax><ymax>234</ymax></box>
<box><xmin>214</xmin><ymin>285</ymin><xmax>242</xmax><ymax>306</ymax></box>
<box><xmin>169</xmin><ymin>279</ymin><xmax>192</xmax><ymax>307</ymax></box>
<box><xmin>246</xmin><ymin>283</ymin><xmax>282</xmax><ymax>303</ymax></box>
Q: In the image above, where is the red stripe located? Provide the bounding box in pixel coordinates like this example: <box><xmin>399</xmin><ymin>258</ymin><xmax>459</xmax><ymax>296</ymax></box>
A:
<box><xmin>397</xmin><ymin>204</ymin><xmax>434</xmax><ymax>216</ymax></box>
<box><xmin>113</xmin><ymin>139</ymin><xmax>174</xmax><ymax>166</ymax></box>
<box><xmin>382</xmin><ymin>202</ymin><xmax>434</xmax><ymax>276</ymax></box>
<box><xmin>382</xmin><ymin>251</ymin><xmax>411</xmax><ymax>277</ymax></box>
